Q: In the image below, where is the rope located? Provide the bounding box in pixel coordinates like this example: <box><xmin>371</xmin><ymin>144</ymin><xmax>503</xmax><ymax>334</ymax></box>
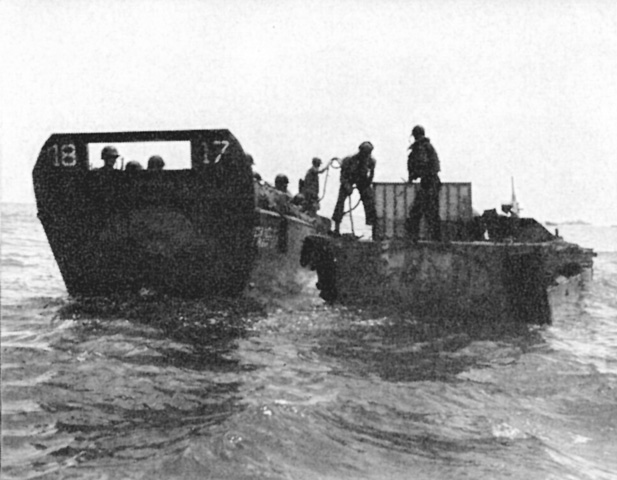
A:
<box><xmin>348</xmin><ymin>195</ymin><xmax>355</xmax><ymax>235</ymax></box>
<box><xmin>329</xmin><ymin>157</ymin><xmax>342</xmax><ymax>169</ymax></box>
<box><xmin>318</xmin><ymin>165</ymin><xmax>331</xmax><ymax>201</ymax></box>
<box><xmin>344</xmin><ymin>196</ymin><xmax>362</xmax><ymax>215</ymax></box>
<box><xmin>323</xmin><ymin>156</ymin><xmax>361</xmax><ymax>214</ymax></box>
<box><xmin>319</xmin><ymin>157</ymin><xmax>339</xmax><ymax>201</ymax></box>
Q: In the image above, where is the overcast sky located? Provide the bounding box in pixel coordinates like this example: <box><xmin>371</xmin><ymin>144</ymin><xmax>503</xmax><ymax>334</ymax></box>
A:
<box><xmin>2</xmin><ymin>0</ymin><xmax>616</xmax><ymax>225</ymax></box>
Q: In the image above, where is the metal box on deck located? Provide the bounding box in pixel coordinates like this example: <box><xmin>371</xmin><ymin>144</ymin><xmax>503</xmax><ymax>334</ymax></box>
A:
<box><xmin>373</xmin><ymin>182</ymin><xmax>473</xmax><ymax>240</ymax></box>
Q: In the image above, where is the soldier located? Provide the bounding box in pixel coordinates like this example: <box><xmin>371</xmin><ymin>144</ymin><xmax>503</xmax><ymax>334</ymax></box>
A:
<box><xmin>332</xmin><ymin>141</ymin><xmax>377</xmax><ymax>235</ymax></box>
<box><xmin>100</xmin><ymin>145</ymin><xmax>121</xmax><ymax>170</ymax></box>
<box><xmin>301</xmin><ymin>157</ymin><xmax>328</xmax><ymax>215</ymax></box>
<box><xmin>147</xmin><ymin>155</ymin><xmax>165</xmax><ymax>171</ymax></box>
<box><xmin>274</xmin><ymin>174</ymin><xmax>291</xmax><ymax>194</ymax></box>
<box><xmin>125</xmin><ymin>160</ymin><xmax>143</xmax><ymax>172</ymax></box>
<box><xmin>406</xmin><ymin>125</ymin><xmax>441</xmax><ymax>241</ymax></box>
<box><xmin>245</xmin><ymin>153</ymin><xmax>262</xmax><ymax>181</ymax></box>
<box><xmin>270</xmin><ymin>174</ymin><xmax>292</xmax><ymax>215</ymax></box>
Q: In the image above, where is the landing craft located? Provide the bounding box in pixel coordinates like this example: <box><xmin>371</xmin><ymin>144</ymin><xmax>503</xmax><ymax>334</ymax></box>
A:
<box><xmin>301</xmin><ymin>181</ymin><xmax>595</xmax><ymax>324</ymax></box>
<box><xmin>33</xmin><ymin>129</ymin><xmax>329</xmax><ymax>300</ymax></box>
<box><xmin>33</xmin><ymin>129</ymin><xmax>594</xmax><ymax>323</ymax></box>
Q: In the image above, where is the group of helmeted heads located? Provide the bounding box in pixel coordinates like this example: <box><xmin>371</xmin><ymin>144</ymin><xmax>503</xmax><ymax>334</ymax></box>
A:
<box><xmin>100</xmin><ymin>145</ymin><xmax>165</xmax><ymax>171</ymax></box>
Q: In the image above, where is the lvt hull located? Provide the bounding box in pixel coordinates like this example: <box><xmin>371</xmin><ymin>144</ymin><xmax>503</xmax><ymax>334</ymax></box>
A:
<box><xmin>301</xmin><ymin>236</ymin><xmax>594</xmax><ymax>324</ymax></box>
<box><xmin>33</xmin><ymin>129</ymin><xmax>327</xmax><ymax>300</ymax></box>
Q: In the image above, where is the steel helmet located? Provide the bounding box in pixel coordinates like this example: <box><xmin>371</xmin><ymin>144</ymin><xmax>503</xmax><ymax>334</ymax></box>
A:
<box><xmin>147</xmin><ymin>155</ymin><xmax>165</xmax><ymax>170</ymax></box>
<box><xmin>125</xmin><ymin>160</ymin><xmax>143</xmax><ymax>172</ymax></box>
<box><xmin>411</xmin><ymin>125</ymin><xmax>425</xmax><ymax>137</ymax></box>
<box><xmin>358</xmin><ymin>141</ymin><xmax>373</xmax><ymax>152</ymax></box>
<box><xmin>101</xmin><ymin>145</ymin><xmax>119</xmax><ymax>159</ymax></box>
<box><xmin>275</xmin><ymin>174</ymin><xmax>289</xmax><ymax>187</ymax></box>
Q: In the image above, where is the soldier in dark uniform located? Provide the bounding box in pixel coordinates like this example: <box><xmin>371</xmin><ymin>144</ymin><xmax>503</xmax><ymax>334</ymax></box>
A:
<box><xmin>332</xmin><ymin>141</ymin><xmax>377</xmax><ymax>235</ymax></box>
<box><xmin>406</xmin><ymin>125</ymin><xmax>442</xmax><ymax>241</ymax></box>
<box><xmin>301</xmin><ymin>157</ymin><xmax>327</xmax><ymax>215</ymax></box>
<box><xmin>100</xmin><ymin>145</ymin><xmax>120</xmax><ymax>170</ymax></box>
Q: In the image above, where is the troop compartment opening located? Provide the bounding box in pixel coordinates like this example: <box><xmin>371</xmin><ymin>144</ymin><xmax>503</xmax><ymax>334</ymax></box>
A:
<box><xmin>87</xmin><ymin>141</ymin><xmax>192</xmax><ymax>171</ymax></box>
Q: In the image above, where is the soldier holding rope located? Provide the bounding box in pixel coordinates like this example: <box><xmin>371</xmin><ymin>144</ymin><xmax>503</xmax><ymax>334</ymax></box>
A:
<box><xmin>331</xmin><ymin>141</ymin><xmax>377</xmax><ymax>235</ymax></box>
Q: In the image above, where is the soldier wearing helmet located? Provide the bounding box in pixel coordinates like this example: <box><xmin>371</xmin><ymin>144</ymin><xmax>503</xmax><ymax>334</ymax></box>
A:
<box><xmin>406</xmin><ymin>125</ymin><xmax>442</xmax><ymax>241</ymax></box>
<box><xmin>125</xmin><ymin>160</ymin><xmax>143</xmax><ymax>172</ymax></box>
<box><xmin>331</xmin><ymin>141</ymin><xmax>377</xmax><ymax>235</ymax></box>
<box><xmin>270</xmin><ymin>174</ymin><xmax>293</xmax><ymax>215</ymax></box>
<box><xmin>101</xmin><ymin>145</ymin><xmax>121</xmax><ymax>170</ymax></box>
<box><xmin>274</xmin><ymin>174</ymin><xmax>290</xmax><ymax>193</ymax></box>
<box><xmin>147</xmin><ymin>155</ymin><xmax>165</xmax><ymax>171</ymax></box>
<box><xmin>411</xmin><ymin>125</ymin><xmax>425</xmax><ymax>138</ymax></box>
<box><xmin>301</xmin><ymin>157</ymin><xmax>328</xmax><ymax>215</ymax></box>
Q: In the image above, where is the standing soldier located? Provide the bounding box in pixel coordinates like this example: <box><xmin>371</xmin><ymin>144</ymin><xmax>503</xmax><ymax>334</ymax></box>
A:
<box><xmin>406</xmin><ymin>125</ymin><xmax>442</xmax><ymax>241</ymax></box>
<box><xmin>332</xmin><ymin>141</ymin><xmax>377</xmax><ymax>235</ymax></box>
<box><xmin>301</xmin><ymin>157</ymin><xmax>328</xmax><ymax>215</ymax></box>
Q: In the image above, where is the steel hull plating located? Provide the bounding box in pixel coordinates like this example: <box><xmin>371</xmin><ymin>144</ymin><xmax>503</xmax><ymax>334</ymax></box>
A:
<box><xmin>302</xmin><ymin>236</ymin><xmax>595</xmax><ymax>324</ymax></box>
<box><xmin>33</xmin><ymin>130</ymin><xmax>260</xmax><ymax>298</ymax></box>
<box><xmin>250</xmin><ymin>209</ymin><xmax>325</xmax><ymax>300</ymax></box>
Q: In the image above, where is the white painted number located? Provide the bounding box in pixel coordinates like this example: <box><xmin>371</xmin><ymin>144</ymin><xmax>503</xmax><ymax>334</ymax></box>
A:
<box><xmin>61</xmin><ymin>144</ymin><xmax>77</xmax><ymax>167</ymax></box>
<box><xmin>202</xmin><ymin>142</ymin><xmax>210</xmax><ymax>164</ymax></box>
<box><xmin>48</xmin><ymin>145</ymin><xmax>59</xmax><ymax>166</ymax></box>
<box><xmin>212</xmin><ymin>140</ymin><xmax>230</xmax><ymax>164</ymax></box>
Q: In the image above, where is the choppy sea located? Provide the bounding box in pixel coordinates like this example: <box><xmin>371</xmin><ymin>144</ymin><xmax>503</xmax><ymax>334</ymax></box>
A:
<box><xmin>2</xmin><ymin>202</ymin><xmax>617</xmax><ymax>480</ymax></box>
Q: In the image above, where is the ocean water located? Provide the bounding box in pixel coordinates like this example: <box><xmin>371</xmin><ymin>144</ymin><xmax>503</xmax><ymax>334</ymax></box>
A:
<box><xmin>2</xmin><ymin>202</ymin><xmax>616</xmax><ymax>480</ymax></box>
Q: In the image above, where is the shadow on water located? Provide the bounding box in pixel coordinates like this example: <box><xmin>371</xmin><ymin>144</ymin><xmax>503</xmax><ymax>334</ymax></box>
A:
<box><xmin>314</xmin><ymin>304</ymin><xmax>547</xmax><ymax>383</ymax></box>
<box><xmin>21</xmin><ymin>294</ymin><xmax>269</xmax><ymax>469</ymax></box>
